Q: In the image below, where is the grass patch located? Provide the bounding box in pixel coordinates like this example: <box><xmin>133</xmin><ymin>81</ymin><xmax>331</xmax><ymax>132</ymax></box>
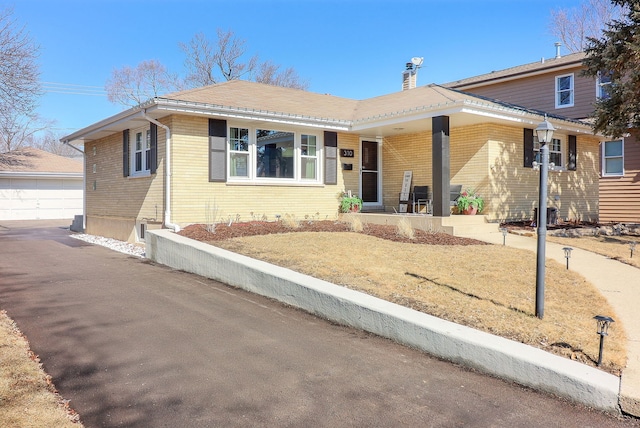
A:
<box><xmin>213</xmin><ymin>232</ymin><xmax>627</xmax><ymax>373</ymax></box>
<box><xmin>549</xmin><ymin>234</ymin><xmax>640</xmax><ymax>268</ymax></box>
<box><xmin>0</xmin><ymin>310</ymin><xmax>82</xmax><ymax>427</ymax></box>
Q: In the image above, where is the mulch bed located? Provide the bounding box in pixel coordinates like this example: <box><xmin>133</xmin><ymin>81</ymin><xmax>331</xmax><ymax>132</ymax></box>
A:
<box><xmin>179</xmin><ymin>220</ymin><xmax>490</xmax><ymax>246</ymax></box>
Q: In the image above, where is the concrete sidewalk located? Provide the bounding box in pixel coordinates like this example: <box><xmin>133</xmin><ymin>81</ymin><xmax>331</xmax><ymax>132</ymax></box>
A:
<box><xmin>457</xmin><ymin>227</ymin><xmax>640</xmax><ymax>417</ymax></box>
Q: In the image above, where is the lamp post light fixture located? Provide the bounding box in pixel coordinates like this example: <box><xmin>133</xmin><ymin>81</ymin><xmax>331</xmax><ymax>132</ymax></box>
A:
<box><xmin>562</xmin><ymin>247</ymin><xmax>573</xmax><ymax>269</ymax></box>
<box><xmin>499</xmin><ymin>227</ymin><xmax>508</xmax><ymax>246</ymax></box>
<box><xmin>534</xmin><ymin>116</ymin><xmax>555</xmax><ymax>319</ymax></box>
<box><xmin>594</xmin><ymin>315</ymin><xmax>615</xmax><ymax>367</ymax></box>
<box><xmin>630</xmin><ymin>241</ymin><xmax>637</xmax><ymax>258</ymax></box>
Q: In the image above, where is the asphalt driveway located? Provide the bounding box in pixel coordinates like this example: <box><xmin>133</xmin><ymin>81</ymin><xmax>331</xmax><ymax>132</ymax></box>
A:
<box><xmin>0</xmin><ymin>220</ymin><xmax>637</xmax><ymax>427</ymax></box>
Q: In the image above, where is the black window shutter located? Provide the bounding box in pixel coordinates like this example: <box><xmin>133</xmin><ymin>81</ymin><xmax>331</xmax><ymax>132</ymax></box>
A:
<box><xmin>324</xmin><ymin>131</ymin><xmax>338</xmax><ymax>185</ymax></box>
<box><xmin>568</xmin><ymin>135</ymin><xmax>577</xmax><ymax>171</ymax></box>
<box><xmin>523</xmin><ymin>128</ymin><xmax>534</xmax><ymax>168</ymax></box>
<box><xmin>209</xmin><ymin>118</ymin><xmax>227</xmax><ymax>182</ymax></box>
<box><xmin>150</xmin><ymin>123</ymin><xmax>158</xmax><ymax>174</ymax></box>
<box><xmin>123</xmin><ymin>129</ymin><xmax>130</xmax><ymax>177</ymax></box>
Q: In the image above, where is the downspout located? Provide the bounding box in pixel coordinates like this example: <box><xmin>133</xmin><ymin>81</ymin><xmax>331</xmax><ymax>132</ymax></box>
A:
<box><xmin>141</xmin><ymin>111</ymin><xmax>180</xmax><ymax>232</ymax></box>
<box><xmin>63</xmin><ymin>140</ymin><xmax>86</xmax><ymax>231</ymax></box>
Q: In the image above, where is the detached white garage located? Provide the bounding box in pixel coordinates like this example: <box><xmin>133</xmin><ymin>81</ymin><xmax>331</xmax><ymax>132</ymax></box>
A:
<box><xmin>0</xmin><ymin>148</ymin><xmax>83</xmax><ymax>220</ymax></box>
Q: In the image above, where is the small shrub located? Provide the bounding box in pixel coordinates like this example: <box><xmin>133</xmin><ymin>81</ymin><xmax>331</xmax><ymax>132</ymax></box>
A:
<box><xmin>282</xmin><ymin>214</ymin><xmax>300</xmax><ymax>229</ymax></box>
<box><xmin>205</xmin><ymin>200</ymin><xmax>220</xmax><ymax>233</ymax></box>
<box><xmin>396</xmin><ymin>217</ymin><xmax>415</xmax><ymax>239</ymax></box>
<box><xmin>346</xmin><ymin>214</ymin><xmax>364</xmax><ymax>232</ymax></box>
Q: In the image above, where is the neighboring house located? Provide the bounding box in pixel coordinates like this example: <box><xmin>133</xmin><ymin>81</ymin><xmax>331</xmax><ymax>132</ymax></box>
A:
<box><xmin>62</xmin><ymin>79</ymin><xmax>601</xmax><ymax>243</ymax></box>
<box><xmin>445</xmin><ymin>49</ymin><xmax>640</xmax><ymax>224</ymax></box>
<box><xmin>0</xmin><ymin>148</ymin><xmax>83</xmax><ymax>220</ymax></box>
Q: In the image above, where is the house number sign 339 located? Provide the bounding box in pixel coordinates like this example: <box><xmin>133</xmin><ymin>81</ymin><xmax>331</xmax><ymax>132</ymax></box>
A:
<box><xmin>341</xmin><ymin>149</ymin><xmax>354</xmax><ymax>158</ymax></box>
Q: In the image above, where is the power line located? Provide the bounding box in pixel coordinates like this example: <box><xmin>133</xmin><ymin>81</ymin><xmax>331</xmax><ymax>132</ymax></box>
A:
<box><xmin>41</xmin><ymin>81</ymin><xmax>107</xmax><ymax>97</ymax></box>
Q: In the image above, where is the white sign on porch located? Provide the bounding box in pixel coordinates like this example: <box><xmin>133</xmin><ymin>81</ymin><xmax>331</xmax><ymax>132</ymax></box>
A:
<box><xmin>399</xmin><ymin>171</ymin><xmax>412</xmax><ymax>213</ymax></box>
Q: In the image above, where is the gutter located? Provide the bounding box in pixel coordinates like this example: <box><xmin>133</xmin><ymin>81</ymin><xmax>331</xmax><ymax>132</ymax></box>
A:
<box><xmin>141</xmin><ymin>110</ymin><xmax>180</xmax><ymax>233</ymax></box>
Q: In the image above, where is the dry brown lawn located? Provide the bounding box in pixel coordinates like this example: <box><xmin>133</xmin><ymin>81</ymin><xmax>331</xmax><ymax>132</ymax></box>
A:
<box><xmin>549</xmin><ymin>234</ymin><xmax>640</xmax><ymax>268</ymax></box>
<box><xmin>0</xmin><ymin>310</ymin><xmax>82</xmax><ymax>427</ymax></box>
<box><xmin>212</xmin><ymin>229</ymin><xmax>627</xmax><ymax>374</ymax></box>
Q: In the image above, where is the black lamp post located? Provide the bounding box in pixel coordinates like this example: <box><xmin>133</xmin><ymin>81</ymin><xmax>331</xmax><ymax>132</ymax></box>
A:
<box><xmin>499</xmin><ymin>227</ymin><xmax>508</xmax><ymax>246</ymax></box>
<box><xmin>562</xmin><ymin>247</ymin><xmax>573</xmax><ymax>269</ymax></box>
<box><xmin>535</xmin><ymin>117</ymin><xmax>555</xmax><ymax>319</ymax></box>
<box><xmin>630</xmin><ymin>241</ymin><xmax>637</xmax><ymax>258</ymax></box>
<box><xmin>594</xmin><ymin>315</ymin><xmax>614</xmax><ymax>367</ymax></box>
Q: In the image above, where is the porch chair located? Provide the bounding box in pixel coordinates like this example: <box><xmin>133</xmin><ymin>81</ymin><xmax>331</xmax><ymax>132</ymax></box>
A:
<box><xmin>450</xmin><ymin>184</ymin><xmax>463</xmax><ymax>207</ymax></box>
<box><xmin>411</xmin><ymin>185</ymin><xmax>431</xmax><ymax>214</ymax></box>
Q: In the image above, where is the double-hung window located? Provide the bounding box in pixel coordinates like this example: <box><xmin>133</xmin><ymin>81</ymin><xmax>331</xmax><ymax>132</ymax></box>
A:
<box><xmin>133</xmin><ymin>129</ymin><xmax>151</xmax><ymax>174</ymax></box>
<box><xmin>228</xmin><ymin>126</ymin><xmax>321</xmax><ymax>182</ymax></box>
<box><xmin>603</xmin><ymin>140</ymin><xmax>623</xmax><ymax>176</ymax></box>
<box><xmin>555</xmin><ymin>73</ymin><xmax>574</xmax><ymax>108</ymax></box>
<box><xmin>597</xmin><ymin>71</ymin><xmax>613</xmax><ymax>100</ymax></box>
<box><xmin>229</xmin><ymin>127</ymin><xmax>249</xmax><ymax>177</ymax></box>
<box><xmin>301</xmin><ymin>134</ymin><xmax>318</xmax><ymax>180</ymax></box>
<box><xmin>534</xmin><ymin>136</ymin><xmax>563</xmax><ymax>169</ymax></box>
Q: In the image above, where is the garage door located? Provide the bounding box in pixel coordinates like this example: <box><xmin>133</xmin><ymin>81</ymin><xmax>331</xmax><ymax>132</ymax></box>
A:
<box><xmin>0</xmin><ymin>177</ymin><xmax>83</xmax><ymax>220</ymax></box>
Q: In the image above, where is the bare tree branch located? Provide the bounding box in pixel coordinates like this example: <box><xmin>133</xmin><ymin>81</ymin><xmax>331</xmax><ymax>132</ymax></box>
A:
<box><xmin>180</xmin><ymin>29</ymin><xmax>308</xmax><ymax>90</ymax></box>
<box><xmin>0</xmin><ymin>111</ymin><xmax>51</xmax><ymax>152</ymax></box>
<box><xmin>254</xmin><ymin>60</ymin><xmax>309</xmax><ymax>90</ymax></box>
<box><xmin>549</xmin><ymin>0</ymin><xmax>626</xmax><ymax>52</ymax></box>
<box><xmin>0</xmin><ymin>7</ymin><xmax>40</xmax><ymax>121</ymax></box>
<box><xmin>105</xmin><ymin>59</ymin><xmax>182</xmax><ymax>107</ymax></box>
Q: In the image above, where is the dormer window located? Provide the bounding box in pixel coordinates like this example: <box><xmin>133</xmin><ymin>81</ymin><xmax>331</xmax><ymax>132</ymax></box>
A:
<box><xmin>555</xmin><ymin>73</ymin><xmax>574</xmax><ymax>108</ymax></box>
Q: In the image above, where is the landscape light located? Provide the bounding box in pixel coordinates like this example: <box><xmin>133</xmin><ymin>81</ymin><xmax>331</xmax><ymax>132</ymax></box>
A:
<box><xmin>499</xmin><ymin>227</ymin><xmax>508</xmax><ymax>246</ymax></box>
<box><xmin>594</xmin><ymin>315</ymin><xmax>614</xmax><ymax>367</ymax></box>
<box><xmin>630</xmin><ymin>241</ymin><xmax>637</xmax><ymax>258</ymax></box>
<box><xmin>562</xmin><ymin>247</ymin><xmax>573</xmax><ymax>269</ymax></box>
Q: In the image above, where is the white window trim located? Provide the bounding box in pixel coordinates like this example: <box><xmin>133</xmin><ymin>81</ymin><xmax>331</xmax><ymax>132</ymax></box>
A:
<box><xmin>596</xmin><ymin>71</ymin><xmax>612</xmax><ymax>100</ymax></box>
<box><xmin>534</xmin><ymin>136</ymin><xmax>565</xmax><ymax>171</ymax></box>
<box><xmin>602</xmin><ymin>139</ymin><xmax>624</xmax><ymax>177</ymax></box>
<box><xmin>555</xmin><ymin>73</ymin><xmax>574</xmax><ymax>108</ymax></box>
<box><xmin>227</xmin><ymin>125</ymin><xmax>323</xmax><ymax>184</ymax></box>
<box><xmin>130</xmin><ymin>128</ymin><xmax>151</xmax><ymax>177</ymax></box>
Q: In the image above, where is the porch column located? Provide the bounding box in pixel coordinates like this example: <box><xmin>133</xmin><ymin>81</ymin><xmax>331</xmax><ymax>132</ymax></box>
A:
<box><xmin>432</xmin><ymin>116</ymin><xmax>450</xmax><ymax>217</ymax></box>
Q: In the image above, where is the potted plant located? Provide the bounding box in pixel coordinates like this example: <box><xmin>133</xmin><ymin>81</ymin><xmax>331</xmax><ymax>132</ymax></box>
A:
<box><xmin>339</xmin><ymin>191</ymin><xmax>363</xmax><ymax>213</ymax></box>
<box><xmin>455</xmin><ymin>188</ymin><xmax>484</xmax><ymax>215</ymax></box>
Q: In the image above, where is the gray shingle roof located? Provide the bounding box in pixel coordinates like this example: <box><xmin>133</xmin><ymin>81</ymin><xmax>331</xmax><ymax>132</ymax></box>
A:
<box><xmin>0</xmin><ymin>148</ymin><xmax>83</xmax><ymax>174</ymax></box>
<box><xmin>444</xmin><ymin>52</ymin><xmax>586</xmax><ymax>88</ymax></box>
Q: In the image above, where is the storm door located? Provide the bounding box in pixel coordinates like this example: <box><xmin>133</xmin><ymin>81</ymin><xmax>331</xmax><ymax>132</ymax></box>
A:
<box><xmin>360</xmin><ymin>140</ymin><xmax>380</xmax><ymax>205</ymax></box>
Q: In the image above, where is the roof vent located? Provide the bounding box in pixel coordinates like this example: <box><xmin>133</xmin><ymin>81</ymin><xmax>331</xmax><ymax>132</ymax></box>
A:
<box><xmin>555</xmin><ymin>42</ymin><xmax>562</xmax><ymax>59</ymax></box>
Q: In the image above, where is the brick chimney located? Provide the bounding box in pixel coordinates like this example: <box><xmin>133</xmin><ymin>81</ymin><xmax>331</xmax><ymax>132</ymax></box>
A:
<box><xmin>402</xmin><ymin>63</ymin><xmax>416</xmax><ymax>91</ymax></box>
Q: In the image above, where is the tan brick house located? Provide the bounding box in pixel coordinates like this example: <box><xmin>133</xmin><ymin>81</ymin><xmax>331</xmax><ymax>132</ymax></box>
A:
<box><xmin>446</xmin><ymin>50</ymin><xmax>640</xmax><ymax>224</ymax></box>
<box><xmin>63</xmin><ymin>79</ymin><xmax>601</xmax><ymax>242</ymax></box>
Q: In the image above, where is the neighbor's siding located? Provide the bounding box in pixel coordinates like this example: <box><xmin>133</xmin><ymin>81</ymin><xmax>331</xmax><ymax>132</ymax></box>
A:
<box><xmin>458</xmin><ymin>66</ymin><xmax>595</xmax><ymax>120</ymax></box>
<box><xmin>599</xmin><ymin>135</ymin><xmax>640</xmax><ymax>223</ymax></box>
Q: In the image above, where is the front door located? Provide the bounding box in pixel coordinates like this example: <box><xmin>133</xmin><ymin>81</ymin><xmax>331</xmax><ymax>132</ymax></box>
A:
<box><xmin>361</xmin><ymin>140</ymin><xmax>379</xmax><ymax>205</ymax></box>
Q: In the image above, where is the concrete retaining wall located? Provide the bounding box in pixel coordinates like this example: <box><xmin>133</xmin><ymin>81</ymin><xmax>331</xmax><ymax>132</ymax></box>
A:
<box><xmin>146</xmin><ymin>229</ymin><xmax>621</xmax><ymax>413</ymax></box>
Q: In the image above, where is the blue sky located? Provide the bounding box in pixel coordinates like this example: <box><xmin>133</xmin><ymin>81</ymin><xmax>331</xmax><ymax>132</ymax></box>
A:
<box><xmin>9</xmin><ymin>0</ymin><xmax>587</xmax><ymax>137</ymax></box>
